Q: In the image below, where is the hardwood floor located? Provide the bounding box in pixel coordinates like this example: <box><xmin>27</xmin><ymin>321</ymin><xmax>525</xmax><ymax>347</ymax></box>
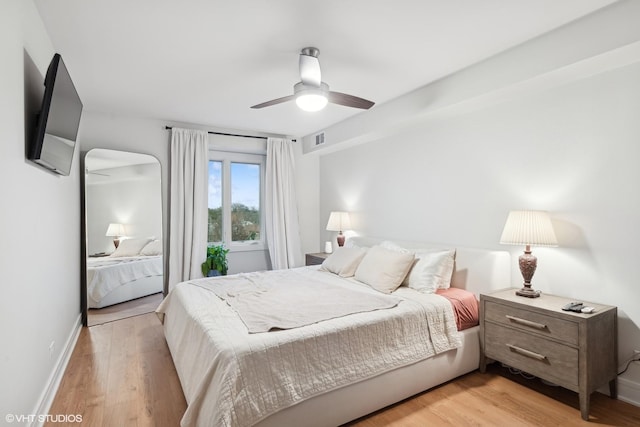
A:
<box><xmin>87</xmin><ymin>292</ymin><xmax>164</xmax><ymax>327</ymax></box>
<box><xmin>47</xmin><ymin>313</ymin><xmax>186</xmax><ymax>426</ymax></box>
<box><xmin>48</xmin><ymin>313</ymin><xmax>640</xmax><ymax>426</ymax></box>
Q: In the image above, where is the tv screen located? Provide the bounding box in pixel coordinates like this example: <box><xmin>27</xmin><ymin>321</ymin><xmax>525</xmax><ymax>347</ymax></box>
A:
<box><xmin>29</xmin><ymin>53</ymin><xmax>83</xmax><ymax>176</ymax></box>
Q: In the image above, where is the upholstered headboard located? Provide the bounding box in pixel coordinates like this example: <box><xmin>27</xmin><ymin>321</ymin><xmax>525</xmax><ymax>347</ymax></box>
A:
<box><xmin>346</xmin><ymin>236</ymin><xmax>511</xmax><ymax>296</ymax></box>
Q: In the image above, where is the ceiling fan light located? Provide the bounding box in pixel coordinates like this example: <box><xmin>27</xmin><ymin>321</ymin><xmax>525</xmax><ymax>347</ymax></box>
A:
<box><xmin>296</xmin><ymin>93</ymin><xmax>328</xmax><ymax>112</ymax></box>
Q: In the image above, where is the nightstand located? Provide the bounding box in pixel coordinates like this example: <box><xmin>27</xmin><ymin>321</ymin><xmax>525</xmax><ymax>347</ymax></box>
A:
<box><xmin>305</xmin><ymin>252</ymin><xmax>330</xmax><ymax>266</ymax></box>
<box><xmin>479</xmin><ymin>289</ymin><xmax>617</xmax><ymax>420</ymax></box>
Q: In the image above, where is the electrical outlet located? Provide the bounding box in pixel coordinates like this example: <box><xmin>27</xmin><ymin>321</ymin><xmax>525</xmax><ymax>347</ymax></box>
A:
<box><xmin>49</xmin><ymin>341</ymin><xmax>55</xmax><ymax>360</ymax></box>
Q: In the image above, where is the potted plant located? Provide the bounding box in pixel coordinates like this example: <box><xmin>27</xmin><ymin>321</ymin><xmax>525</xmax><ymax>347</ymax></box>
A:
<box><xmin>201</xmin><ymin>244</ymin><xmax>229</xmax><ymax>277</ymax></box>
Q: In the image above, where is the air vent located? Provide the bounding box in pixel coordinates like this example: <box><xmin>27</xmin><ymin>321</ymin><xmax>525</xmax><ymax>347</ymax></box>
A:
<box><xmin>315</xmin><ymin>132</ymin><xmax>325</xmax><ymax>145</ymax></box>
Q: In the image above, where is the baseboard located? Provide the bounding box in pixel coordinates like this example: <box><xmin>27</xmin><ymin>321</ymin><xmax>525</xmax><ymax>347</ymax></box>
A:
<box><xmin>29</xmin><ymin>314</ymin><xmax>82</xmax><ymax>427</ymax></box>
<box><xmin>618</xmin><ymin>375</ymin><xmax>640</xmax><ymax>407</ymax></box>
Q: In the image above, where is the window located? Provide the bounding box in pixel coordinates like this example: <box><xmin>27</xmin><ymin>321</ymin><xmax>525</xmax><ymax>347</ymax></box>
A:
<box><xmin>208</xmin><ymin>151</ymin><xmax>265</xmax><ymax>251</ymax></box>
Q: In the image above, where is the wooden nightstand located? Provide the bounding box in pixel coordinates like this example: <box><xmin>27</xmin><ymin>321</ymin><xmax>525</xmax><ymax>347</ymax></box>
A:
<box><xmin>480</xmin><ymin>289</ymin><xmax>617</xmax><ymax>421</ymax></box>
<box><xmin>305</xmin><ymin>252</ymin><xmax>330</xmax><ymax>266</ymax></box>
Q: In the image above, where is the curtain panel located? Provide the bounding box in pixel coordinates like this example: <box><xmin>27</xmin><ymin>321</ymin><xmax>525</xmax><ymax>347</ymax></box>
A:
<box><xmin>168</xmin><ymin>127</ymin><xmax>208</xmax><ymax>288</ymax></box>
<box><xmin>265</xmin><ymin>137</ymin><xmax>302</xmax><ymax>269</ymax></box>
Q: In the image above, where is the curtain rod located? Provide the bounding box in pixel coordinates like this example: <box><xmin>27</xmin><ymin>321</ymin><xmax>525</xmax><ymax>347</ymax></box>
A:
<box><xmin>164</xmin><ymin>126</ymin><xmax>296</xmax><ymax>142</ymax></box>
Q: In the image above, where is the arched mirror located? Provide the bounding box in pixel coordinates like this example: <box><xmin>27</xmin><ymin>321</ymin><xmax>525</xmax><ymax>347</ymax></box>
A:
<box><xmin>82</xmin><ymin>149</ymin><xmax>163</xmax><ymax>327</ymax></box>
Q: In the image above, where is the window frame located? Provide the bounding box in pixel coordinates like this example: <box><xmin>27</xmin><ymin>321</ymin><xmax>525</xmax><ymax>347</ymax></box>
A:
<box><xmin>207</xmin><ymin>150</ymin><xmax>266</xmax><ymax>252</ymax></box>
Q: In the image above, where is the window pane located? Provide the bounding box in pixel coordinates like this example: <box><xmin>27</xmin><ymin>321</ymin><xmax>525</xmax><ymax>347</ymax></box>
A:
<box><xmin>207</xmin><ymin>161</ymin><xmax>222</xmax><ymax>243</ymax></box>
<box><xmin>230</xmin><ymin>162</ymin><xmax>260</xmax><ymax>241</ymax></box>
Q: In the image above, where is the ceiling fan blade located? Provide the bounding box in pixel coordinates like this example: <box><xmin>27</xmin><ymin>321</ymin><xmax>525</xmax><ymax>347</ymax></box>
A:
<box><xmin>250</xmin><ymin>94</ymin><xmax>295</xmax><ymax>109</ymax></box>
<box><xmin>299</xmin><ymin>48</ymin><xmax>321</xmax><ymax>87</ymax></box>
<box><xmin>328</xmin><ymin>91</ymin><xmax>375</xmax><ymax>110</ymax></box>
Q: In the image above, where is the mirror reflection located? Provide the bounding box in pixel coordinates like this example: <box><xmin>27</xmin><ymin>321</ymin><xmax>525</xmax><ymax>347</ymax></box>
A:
<box><xmin>84</xmin><ymin>149</ymin><xmax>163</xmax><ymax>326</ymax></box>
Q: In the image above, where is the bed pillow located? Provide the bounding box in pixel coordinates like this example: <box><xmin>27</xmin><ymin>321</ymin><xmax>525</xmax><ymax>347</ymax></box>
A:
<box><xmin>320</xmin><ymin>247</ymin><xmax>367</xmax><ymax>277</ymax></box>
<box><xmin>139</xmin><ymin>239</ymin><xmax>162</xmax><ymax>256</ymax></box>
<box><xmin>405</xmin><ymin>249</ymin><xmax>456</xmax><ymax>293</ymax></box>
<box><xmin>354</xmin><ymin>245</ymin><xmax>415</xmax><ymax>293</ymax></box>
<box><xmin>110</xmin><ymin>237</ymin><xmax>152</xmax><ymax>257</ymax></box>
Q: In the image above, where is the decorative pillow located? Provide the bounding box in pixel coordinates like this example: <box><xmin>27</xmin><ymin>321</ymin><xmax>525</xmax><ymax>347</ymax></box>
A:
<box><xmin>110</xmin><ymin>237</ymin><xmax>152</xmax><ymax>257</ymax></box>
<box><xmin>354</xmin><ymin>245</ymin><xmax>415</xmax><ymax>293</ymax></box>
<box><xmin>139</xmin><ymin>239</ymin><xmax>162</xmax><ymax>256</ymax></box>
<box><xmin>405</xmin><ymin>249</ymin><xmax>456</xmax><ymax>293</ymax></box>
<box><xmin>320</xmin><ymin>247</ymin><xmax>367</xmax><ymax>277</ymax></box>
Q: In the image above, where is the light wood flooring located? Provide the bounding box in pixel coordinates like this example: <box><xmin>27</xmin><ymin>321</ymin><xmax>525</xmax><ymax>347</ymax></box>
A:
<box><xmin>48</xmin><ymin>313</ymin><xmax>640</xmax><ymax>426</ymax></box>
<box><xmin>87</xmin><ymin>292</ymin><xmax>164</xmax><ymax>326</ymax></box>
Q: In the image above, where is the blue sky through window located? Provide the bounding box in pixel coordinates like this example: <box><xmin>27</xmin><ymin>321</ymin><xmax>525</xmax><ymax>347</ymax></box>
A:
<box><xmin>231</xmin><ymin>163</ymin><xmax>260</xmax><ymax>209</ymax></box>
<box><xmin>208</xmin><ymin>161</ymin><xmax>259</xmax><ymax>209</ymax></box>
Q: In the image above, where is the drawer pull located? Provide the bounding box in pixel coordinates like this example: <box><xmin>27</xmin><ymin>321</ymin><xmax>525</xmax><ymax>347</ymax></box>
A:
<box><xmin>505</xmin><ymin>315</ymin><xmax>547</xmax><ymax>330</ymax></box>
<box><xmin>507</xmin><ymin>344</ymin><xmax>547</xmax><ymax>361</ymax></box>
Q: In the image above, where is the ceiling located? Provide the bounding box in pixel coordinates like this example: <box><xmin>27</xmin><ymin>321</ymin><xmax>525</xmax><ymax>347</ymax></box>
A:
<box><xmin>34</xmin><ymin>0</ymin><xmax>616</xmax><ymax>138</ymax></box>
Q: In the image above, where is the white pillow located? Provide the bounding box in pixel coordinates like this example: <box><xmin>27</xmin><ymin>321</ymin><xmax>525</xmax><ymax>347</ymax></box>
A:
<box><xmin>110</xmin><ymin>237</ymin><xmax>152</xmax><ymax>257</ymax></box>
<box><xmin>320</xmin><ymin>247</ymin><xmax>367</xmax><ymax>277</ymax></box>
<box><xmin>354</xmin><ymin>245</ymin><xmax>415</xmax><ymax>293</ymax></box>
<box><xmin>405</xmin><ymin>249</ymin><xmax>456</xmax><ymax>293</ymax></box>
<box><xmin>139</xmin><ymin>239</ymin><xmax>162</xmax><ymax>256</ymax></box>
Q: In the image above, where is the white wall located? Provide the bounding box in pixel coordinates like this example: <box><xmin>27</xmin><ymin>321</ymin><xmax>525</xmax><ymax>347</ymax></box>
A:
<box><xmin>315</xmin><ymin>2</ymin><xmax>640</xmax><ymax>404</ymax></box>
<box><xmin>0</xmin><ymin>0</ymin><xmax>82</xmax><ymax>419</ymax></box>
<box><xmin>86</xmin><ymin>163</ymin><xmax>162</xmax><ymax>255</ymax></box>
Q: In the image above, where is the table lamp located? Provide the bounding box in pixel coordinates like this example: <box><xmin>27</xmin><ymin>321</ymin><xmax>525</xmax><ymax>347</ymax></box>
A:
<box><xmin>500</xmin><ymin>210</ymin><xmax>558</xmax><ymax>298</ymax></box>
<box><xmin>326</xmin><ymin>211</ymin><xmax>351</xmax><ymax>247</ymax></box>
<box><xmin>105</xmin><ymin>223</ymin><xmax>126</xmax><ymax>249</ymax></box>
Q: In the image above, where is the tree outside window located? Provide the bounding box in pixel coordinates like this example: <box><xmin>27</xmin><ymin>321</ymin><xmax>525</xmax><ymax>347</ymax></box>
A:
<box><xmin>208</xmin><ymin>153</ymin><xmax>264</xmax><ymax>250</ymax></box>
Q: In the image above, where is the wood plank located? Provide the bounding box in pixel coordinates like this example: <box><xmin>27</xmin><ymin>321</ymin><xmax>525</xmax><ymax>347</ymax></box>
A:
<box><xmin>47</xmin><ymin>314</ymin><xmax>640</xmax><ymax>427</ymax></box>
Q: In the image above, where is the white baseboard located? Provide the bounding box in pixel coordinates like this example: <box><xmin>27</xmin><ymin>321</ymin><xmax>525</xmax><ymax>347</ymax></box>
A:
<box><xmin>618</xmin><ymin>375</ymin><xmax>640</xmax><ymax>407</ymax></box>
<box><xmin>29</xmin><ymin>314</ymin><xmax>82</xmax><ymax>427</ymax></box>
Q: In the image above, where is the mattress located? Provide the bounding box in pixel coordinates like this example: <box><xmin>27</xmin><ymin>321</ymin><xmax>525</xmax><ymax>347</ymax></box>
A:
<box><xmin>157</xmin><ymin>266</ymin><xmax>462</xmax><ymax>427</ymax></box>
<box><xmin>87</xmin><ymin>255</ymin><xmax>163</xmax><ymax>302</ymax></box>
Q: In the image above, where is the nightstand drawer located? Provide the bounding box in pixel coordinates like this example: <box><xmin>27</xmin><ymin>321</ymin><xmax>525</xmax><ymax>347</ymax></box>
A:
<box><xmin>485</xmin><ymin>322</ymin><xmax>578</xmax><ymax>387</ymax></box>
<box><xmin>484</xmin><ymin>301</ymin><xmax>578</xmax><ymax>346</ymax></box>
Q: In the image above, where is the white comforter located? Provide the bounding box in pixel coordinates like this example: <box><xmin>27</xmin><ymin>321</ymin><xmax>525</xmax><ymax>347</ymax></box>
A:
<box><xmin>157</xmin><ymin>266</ymin><xmax>461</xmax><ymax>427</ymax></box>
<box><xmin>87</xmin><ymin>255</ymin><xmax>163</xmax><ymax>302</ymax></box>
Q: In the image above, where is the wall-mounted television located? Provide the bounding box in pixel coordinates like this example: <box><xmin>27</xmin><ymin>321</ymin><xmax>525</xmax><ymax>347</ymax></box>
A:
<box><xmin>29</xmin><ymin>53</ymin><xmax>83</xmax><ymax>176</ymax></box>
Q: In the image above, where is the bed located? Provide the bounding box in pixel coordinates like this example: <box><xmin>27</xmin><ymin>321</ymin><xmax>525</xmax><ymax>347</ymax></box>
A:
<box><xmin>157</xmin><ymin>237</ymin><xmax>511</xmax><ymax>427</ymax></box>
<box><xmin>88</xmin><ymin>238</ymin><xmax>163</xmax><ymax>308</ymax></box>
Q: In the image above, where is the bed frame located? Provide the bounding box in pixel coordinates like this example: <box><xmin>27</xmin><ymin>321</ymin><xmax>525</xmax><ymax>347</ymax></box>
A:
<box><xmin>88</xmin><ymin>275</ymin><xmax>163</xmax><ymax>308</ymax></box>
<box><xmin>255</xmin><ymin>237</ymin><xmax>511</xmax><ymax>426</ymax></box>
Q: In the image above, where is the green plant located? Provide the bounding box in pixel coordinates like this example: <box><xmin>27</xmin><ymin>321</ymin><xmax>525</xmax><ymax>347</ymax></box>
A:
<box><xmin>201</xmin><ymin>244</ymin><xmax>229</xmax><ymax>277</ymax></box>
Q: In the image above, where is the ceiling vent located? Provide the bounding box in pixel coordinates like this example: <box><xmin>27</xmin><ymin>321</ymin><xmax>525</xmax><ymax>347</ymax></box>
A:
<box><xmin>315</xmin><ymin>132</ymin><xmax>325</xmax><ymax>146</ymax></box>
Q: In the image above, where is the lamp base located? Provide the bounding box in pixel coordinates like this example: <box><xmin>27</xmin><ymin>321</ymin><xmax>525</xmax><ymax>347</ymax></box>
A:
<box><xmin>515</xmin><ymin>286</ymin><xmax>541</xmax><ymax>298</ymax></box>
<box><xmin>336</xmin><ymin>233</ymin><xmax>345</xmax><ymax>247</ymax></box>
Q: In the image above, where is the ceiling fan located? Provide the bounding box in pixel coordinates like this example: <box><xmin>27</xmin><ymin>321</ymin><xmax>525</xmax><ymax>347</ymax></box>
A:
<box><xmin>251</xmin><ymin>47</ymin><xmax>375</xmax><ymax>112</ymax></box>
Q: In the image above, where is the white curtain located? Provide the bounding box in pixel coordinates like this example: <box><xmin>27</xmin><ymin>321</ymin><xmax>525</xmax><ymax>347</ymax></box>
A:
<box><xmin>265</xmin><ymin>137</ymin><xmax>302</xmax><ymax>269</ymax></box>
<box><xmin>169</xmin><ymin>127</ymin><xmax>209</xmax><ymax>288</ymax></box>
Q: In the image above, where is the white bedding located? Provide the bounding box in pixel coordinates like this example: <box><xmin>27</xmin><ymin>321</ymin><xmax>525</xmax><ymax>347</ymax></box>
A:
<box><xmin>157</xmin><ymin>266</ymin><xmax>461</xmax><ymax>427</ymax></box>
<box><xmin>87</xmin><ymin>255</ymin><xmax>163</xmax><ymax>302</ymax></box>
<box><xmin>204</xmin><ymin>269</ymin><xmax>401</xmax><ymax>332</ymax></box>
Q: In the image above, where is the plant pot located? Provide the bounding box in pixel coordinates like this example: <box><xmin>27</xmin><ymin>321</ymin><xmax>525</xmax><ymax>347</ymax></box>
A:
<box><xmin>207</xmin><ymin>270</ymin><xmax>221</xmax><ymax>277</ymax></box>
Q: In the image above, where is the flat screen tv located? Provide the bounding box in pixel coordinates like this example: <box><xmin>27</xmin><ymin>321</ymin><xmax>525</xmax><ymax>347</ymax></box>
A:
<box><xmin>29</xmin><ymin>53</ymin><xmax>83</xmax><ymax>176</ymax></box>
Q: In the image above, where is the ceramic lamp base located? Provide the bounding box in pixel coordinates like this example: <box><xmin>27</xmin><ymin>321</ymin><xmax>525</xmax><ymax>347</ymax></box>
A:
<box><xmin>515</xmin><ymin>286</ymin><xmax>541</xmax><ymax>298</ymax></box>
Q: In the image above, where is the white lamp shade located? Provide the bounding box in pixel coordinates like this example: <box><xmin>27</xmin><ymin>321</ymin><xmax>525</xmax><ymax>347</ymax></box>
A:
<box><xmin>105</xmin><ymin>223</ymin><xmax>126</xmax><ymax>237</ymax></box>
<box><xmin>500</xmin><ymin>210</ymin><xmax>558</xmax><ymax>247</ymax></box>
<box><xmin>326</xmin><ymin>211</ymin><xmax>352</xmax><ymax>232</ymax></box>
